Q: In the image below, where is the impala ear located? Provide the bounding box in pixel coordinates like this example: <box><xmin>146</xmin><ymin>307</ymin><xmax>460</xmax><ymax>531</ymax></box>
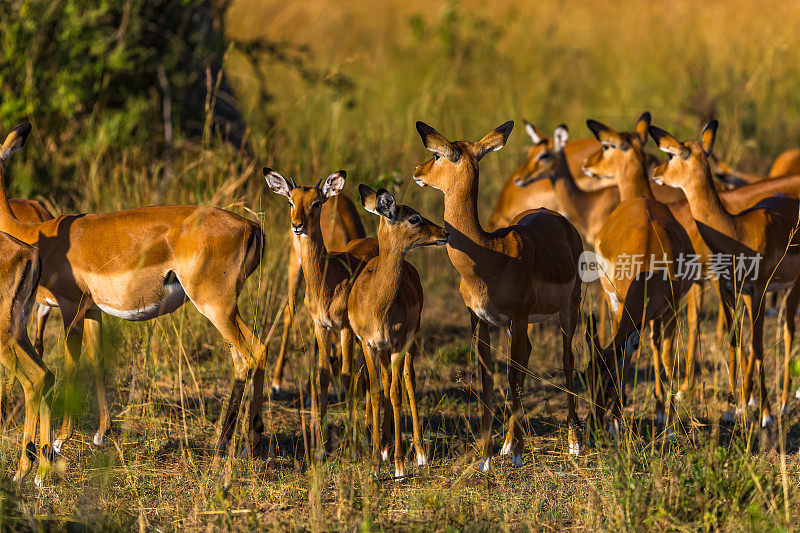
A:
<box><xmin>474</xmin><ymin>121</ymin><xmax>514</xmax><ymax>161</ymax></box>
<box><xmin>0</xmin><ymin>123</ymin><xmax>32</xmax><ymax>163</ymax></box>
<box><xmin>586</xmin><ymin>119</ymin><xmax>609</xmax><ymax>141</ymax></box>
<box><xmin>416</xmin><ymin>121</ymin><xmax>461</xmax><ymax>162</ymax></box>
<box><xmin>374</xmin><ymin>188</ymin><xmax>398</xmax><ymax>221</ymax></box>
<box><xmin>553</xmin><ymin>125</ymin><xmax>569</xmax><ymax>152</ymax></box>
<box><xmin>358</xmin><ymin>184</ymin><xmax>379</xmax><ymax>214</ymax></box>
<box><xmin>524</xmin><ymin>120</ymin><xmax>546</xmax><ymax>145</ymax></box>
<box><xmin>263</xmin><ymin>167</ymin><xmax>295</xmax><ymax>198</ymax></box>
<box><xmin>702</xmin><ymin>119</ymin><xmax>718</xmax><ymax>156</ymax></box>
<box><xmin>320</xmin><ymin>170</ymin><xmax>347</xmax><ymax>198</ymax></box>
<box><xmin>636</xmin><ymin>112</ymin><xmax>651</xmax><ymax>145</ymax></box>
<box><xmin>624</xmin><ymin>330</ymin><xmax>640</xmax><ymax>356</ymax></box>
<box><xmin>649</xmin><ymin>125</ymin><xmax>690</xmax><ymax>160</ymax></box>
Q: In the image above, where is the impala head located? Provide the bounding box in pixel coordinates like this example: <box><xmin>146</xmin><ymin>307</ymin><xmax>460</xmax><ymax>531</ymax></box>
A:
<box><xmin>513</xmin><ymin>124</ymin><xmax>569</xmax><ymax>187</ymax></box>
<box><xmin>582</xmin><ymin>112</ymin><xmax>652</xmax><ymax>180</ymax></box>
<box><xmin>0</xmin><ymin>123</ymin><xmax>32</xmax><ymax>164</ymax></box>
<box><xmin>358</xmin><ymin>185</ymin><xmax>449</xmax><ymax>252</ymax></box>
<box><xmin>264</xmin><ymin>168</ymin><xmax>346</xmax><ymax>237</ymax></box>
<box><xmin>508</xmin><ymin>121</ymin><xmax>559</xmax><ymax>186</ymax></box>
<box><xmin>412</xmin><ymin>120</ymin><xmax>514</xmax><ymax>194</ymax></box>
<box><xmin>649</xmin><ymin>120</ymin><xmax>717</xmax><ymax>190</ymax></box>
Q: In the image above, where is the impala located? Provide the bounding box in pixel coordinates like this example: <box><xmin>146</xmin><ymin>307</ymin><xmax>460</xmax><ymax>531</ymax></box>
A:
<box><xmin>0</xmin><ymin>123</ymin><xmax>268</xmax><ymax>459</ymax></box>
<box><xmin>272</xmin><ymin>194</ymin><xmax>366</xmax><ymax>394</ymax></box>
<box><xmin>413</xmin><ymin>120</ymin><xmax>583</xmax><ymax>469</ymax></box>
<box><xmin>713</xmin><ymin>148</ymin><xmax>800</xmax><ymax>187</ymax></box>
<box><xmin>582</xmin><ymin>116</ymin><xmax>695</xmax><ymax>430</ymax></box>
<box><xmin>264</xmin><ymin>168</ymin><xmax>377</xmax><ymax>451</ymax></box>
<box><xmin>349</xmin><ymin>185</ymin><xmax>448</xmax><ymax>479</ymax></box>
<box><xmin>0</xmin><ymin>134</ymin><xmax>56</xmax><ymax>486</ymax></box>
<box><xmin>650</xmin><ymin>120</ymin><xmax>800</xmax><ymax>426</ymax></box>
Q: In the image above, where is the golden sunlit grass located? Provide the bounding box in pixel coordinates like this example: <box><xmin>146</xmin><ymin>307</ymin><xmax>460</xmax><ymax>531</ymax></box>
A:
<box><xmin>1</xmin><ymin>0</ymin><xmax>800</xmax><ymax>530</ymax></box>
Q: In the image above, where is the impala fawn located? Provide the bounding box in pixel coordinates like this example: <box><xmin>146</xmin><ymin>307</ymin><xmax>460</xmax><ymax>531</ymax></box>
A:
<box><xmin>348</xmin><ymin>185</ymin><xmax>448</xmax><ymax>479</ymax></box>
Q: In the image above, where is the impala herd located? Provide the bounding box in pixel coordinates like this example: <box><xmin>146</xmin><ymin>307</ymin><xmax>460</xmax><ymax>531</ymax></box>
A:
<box><xmin>0</xmin><ymin>112</ymin><xmax>799</xmax><ymax>485</ymax></box>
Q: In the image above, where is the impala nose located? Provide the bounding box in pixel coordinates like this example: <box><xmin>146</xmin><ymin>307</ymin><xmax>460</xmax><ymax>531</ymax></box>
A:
<box><xmin>291</xmin><ymin>223</ymin><xmax>306</xmax><ymax>235</ymax></box>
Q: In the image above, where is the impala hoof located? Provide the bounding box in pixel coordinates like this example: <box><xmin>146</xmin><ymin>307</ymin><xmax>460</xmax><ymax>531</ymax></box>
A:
<box><xmin>781</xmin><ymin>403</ymin><xmax>789</xmax><ymax>416</ymax></box>
<box><xmin>511</xmin><ymin>452</ymin><xmax>523</xmax><ymax>468</ymax></box>
<box><xmin>478</xmin><ymin>458</ymin><xmax>491</xmax><ymax>473</ymax></box>
<box><xmin>656</xmin><ymin>411</ymin><xmax>665</xmax><ymax>426</ymax></box>
<box><xmin>762</xmin><ymin>414</ymin><xmax>774</xmax><ymax>428</ymax></box>
<box><xmin>394</xmin><ymin>468</ymin><xmax>405</xmax><ymax>480</ymax></box>
<box><xmin>608</xmin><ymin>422</ymin><xmax>620</xmax><ymax>438</ymax></box>
<box><xmin>381</xmin><ymin>449</ymin><xmax>389</xmax><ymax>461</ymax></box>
<box><xmin>748</xmin><ymin>396</ymin><xmax>757</xmax><ymax>408</ymax></box>
<box><xmin>568</xmin><ymin>441</ymin><xmax>581</xmax><ymax>456</ymax></box>
<box><xmin>674</xmin><ymin>390</ymin><xmax>684</xmax><ymax>402</ymax></box>
<box><xmin>53</xmin><ymin>440</ymin><xmax>63</xmax><ymax>454</ymax></box>
<box><xmin>722</xmin><ymin>411</ymin><xmax>736</xmax><ymax>424</ymax></box>
<box><xmin>795</xmin><ymin>389</ymin><xmax>800</xmax><ymax>400</ymax></box>
<box><xmin>93</xmin><ymin>433</ymin><xmax>104</xmax><ymax>447</ymax></box>
<box><xmin>665</xmin><ymin>429</ymin><xmax>677</xmax><ymax>442</ymax></box>
<box><xmin>270</xmin><ymin>384</ymin><xmax>281</xmax><ymax>394</ymax></box>
<box><xmin>416</xmin><ymin>454</ymin><xmax>427</xmax><ymax>467</ymax></box>
<box><xmin>500</xmin><ymin>441</ymin><xmax>512</xmax><ymax>456</ymax></box>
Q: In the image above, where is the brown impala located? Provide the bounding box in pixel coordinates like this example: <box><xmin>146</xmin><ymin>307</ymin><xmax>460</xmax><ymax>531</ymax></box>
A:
<box><xmin>650</xmin><ymin>120</ymin><xmax>800</xmax><ymax>427</ymax></box>
<box><xmin>413</xmin><ymin>120</ymin><xmax>583</xmax><ymax>470</ymax></box>
<box><xmin>348</xmin><ymin>185</ymin><xmax>448</xmax><ymax>479</ymax></box>
<box><xmin>0</xmin><ymin>123</ymin><xmax>267</xmax><ymax>463</ymax></box>
<box><xmin>0</xmin><ymin>134</ymin><xmax>56</xmax><ymax>486</ymax></box>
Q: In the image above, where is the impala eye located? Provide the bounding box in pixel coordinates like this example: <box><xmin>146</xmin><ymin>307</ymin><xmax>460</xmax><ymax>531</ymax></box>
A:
<box><xmin>409</xmin><ymin>215</ymin><xmax>421</xmax><ymax>226</ymax></box>
<box><xmin>287</xmin><ymin>200</ymin><xmax>294</xmax><ymax>208</ymax></box>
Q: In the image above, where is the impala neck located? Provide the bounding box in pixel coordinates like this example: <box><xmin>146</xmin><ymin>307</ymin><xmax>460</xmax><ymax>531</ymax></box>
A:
<box><xmin>549</xmin><ymin>152</ymin><xmax>585</xmax><ymax>218</ymax></box>
<box><xmin>298</xmin><ymin>221</ymin><xmax>329</xmax><ymax>300</ymax></box>
<box><xmin>442</xmin><ymin>164</ymin><xmax>491</xmax><ymax>248</ymax></box>
<box><xmin>0</xmin><ymin>165</ymin><xmax>34</xmax><ymax>239</ymax></box>
<box><xmin>369</xmin><ymin>234</ymin><xmax>406</xmax><ymax>321</ymax></box>
<box><xmin>680</xmin><ymin>168</ymin><xmax>740</xmax><ymax>239</ymax></box>
<box><xmin>615</xmin><ymin>155</ymin><xmax>654</xmax><ymax>202</ymax></box>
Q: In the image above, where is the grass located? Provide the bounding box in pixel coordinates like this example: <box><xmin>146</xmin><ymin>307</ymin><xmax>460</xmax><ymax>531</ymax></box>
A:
<box><xmin>1</xmin><ymin>0</ymin><xmax>800</xmax><ymax>530</ymax></box>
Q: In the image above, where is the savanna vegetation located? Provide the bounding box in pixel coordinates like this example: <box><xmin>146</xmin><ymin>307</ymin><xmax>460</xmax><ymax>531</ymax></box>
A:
<box><xmin>0</xmin><ymin>0</ymin><xmax>800</xmax><ymax>529</ymax></box>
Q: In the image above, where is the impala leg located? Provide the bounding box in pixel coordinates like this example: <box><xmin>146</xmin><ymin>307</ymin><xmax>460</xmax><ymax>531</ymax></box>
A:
<box><xmin>744</xmin><ymin>293</ymin><xmax>771</xmax><ymax>427</ymax></box>
<box><xmin>362</xmin><ymin>344</ymin><xmax>381</xmax><ymax>477</ymax></box>
<box><xmin>54</xmin><ymin>311</ymin><xmax>84</xmax><ymax>454</ymax></box>
<box><xmin>680</xmin><ymin>283</ymin><xmax>702</xmax><ymax>397</ymax></box>
<box><xmin>782</xmin><ymin>281</ymin><xmax>800</xmax><ymax>414</ymax></box>
<box><xmin>404</xmin><ymin>341</ymin><xmax>425</xmax><ymax>467</ymax></box>
<box><xmin>504</xmin><ymin>317</ymin><xmax>530</xmax><ymax>467</ymax></box>
<box><xmin>313</xmin><ymin>324</ymin><xmax>333</xmax><ymax>454</ymax></box>
<box><xmin>470</xmin><ymin>312</ymin><xmax>494</xmax><ymax>472</ymax></box>
<box><xmin>719</xmin><ymin>290</ymin><xmax>740</xmax><ymax>422</ymax></box>
<box><xmin>390</xmin><ymin>350</ymin><xmax>405</xmax><ymax>478</ymax></box>
<box><xmin>83</xmin><ymin>311</ymin><xmax>111</xmax><ymax>447</ymax></box>
<box><xmin>33</xmin><ymin>304</ymin><xmax>51</xmax><ymax>358</ymax></box>
<box><xmin>340</xmin><ymin>328</ymin><xmax>354</xmax><ymax>407</ymax></box>
<box><xmin>379</xmin><ymin>349</ymin><xmax>393</xmax><ymax>461</ymax></box>
<box><xmin>236</xmin><ymin>315</ymin><xmax>268</xmax><ymax>452</ymax></box>
<box><xmin>10</xmin><ymin>349</ymin><xmax>38</xmax><ymax>483</ymax></box>
<box><xmin>273</xmin><ymin>245</ymin><xmax>302</xmax><ymax>393</ymax></box>
<box><xmin>740</xmin><ymin>294</ymin><xmax>759</xmax><ymax>414</ymax></box>
<box><xmin>660</xmin><ymin>314</ymin><xmax>678</xmax><ymax>438</ymax></box>
<box><xmin>560</xmin><ymin>285</ymin><xmax>580</xmax><ymax>456</ymax></box>
<box><xmin>15</xmin><ymin>331</ymin><xmax>53</xmax><ymax>486</ymax></box>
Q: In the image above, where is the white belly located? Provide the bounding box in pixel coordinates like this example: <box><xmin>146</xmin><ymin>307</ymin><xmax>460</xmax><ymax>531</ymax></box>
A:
<box><xmin>95</xmin><ymin>279</ymin><xmax>187</xmax><ymax>321</ymax></box>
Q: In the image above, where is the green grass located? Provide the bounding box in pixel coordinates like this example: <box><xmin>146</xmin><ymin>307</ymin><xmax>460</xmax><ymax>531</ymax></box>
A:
<box><xmin>1</xmin><ymin>0</ymin><xmax>800</xmax><ymax>530</ymax></box>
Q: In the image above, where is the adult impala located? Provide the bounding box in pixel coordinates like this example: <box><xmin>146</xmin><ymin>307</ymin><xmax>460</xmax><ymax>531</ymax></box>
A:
<box><xmin>265</xmin><ymin>168</ymin><xmax>377</xmax><ymax>452</ymax></box>
<box><xmin>413</xmin><ymin>120</ymin><xmax>583</xmax><ymax>469</ymax></box>
<box><xmin>272</xmin><ymin>194</ymin><xmax>366</xmax><ymax>394</ymax></box>
<box><xmin>0</xmin><ymin>123</ymin><xmax>267</xmax><ymax>458</ymax></box>
<box><xmin>349</xmin><ymin>185</ymin><xmax>448</xmax><ymax>479</ymax></box>
<box><xmin>0</xmin><ymin>136</ymin><xmax>54</xmax><ymax>486</ymax></box>
<box><xmin>650</xmin><ymin>120</ymin><xmax>800</xmax><ymax>426</ymax></box>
